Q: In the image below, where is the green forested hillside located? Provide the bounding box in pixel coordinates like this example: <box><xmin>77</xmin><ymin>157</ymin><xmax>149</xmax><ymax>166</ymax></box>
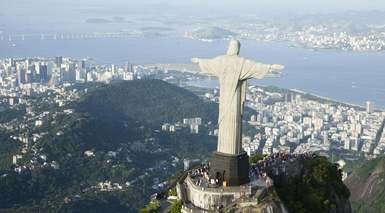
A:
<box><xmin>77</xmin><ymin>80</ymin><xmax>218</xmax><ymax>126</ymax></box>
<box><xmin>269</xmin><ymin>156</ymin><xmax>351</xmax><ymax>213</ymax></box>
<box><xmin>0</xmin><ymin>80</ymin><xmax>217</xmax><ymax>212</ymax></box>
<box><xmin>0</xmin><ymin>131</ymin><xmax>20</xmax><ymax>170</ymax></box>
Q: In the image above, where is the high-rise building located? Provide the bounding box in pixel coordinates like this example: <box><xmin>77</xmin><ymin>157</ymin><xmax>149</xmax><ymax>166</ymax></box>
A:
<box><xmin>295</xmin><ymin>94</ymin><xmax>302</xmax><ymax>104</ymax></box>
<box><xmin>75</xmin><ymin>69</ymin><xmax>86</xmax><ymax>81</ymax></box>
<box><xmin>9</xmin><ymin>58</ymin><xmax>16</xmax><ymax>67</ymax></box>
<box><xmin>125</xmin><ymin>62</ymin><xmax>133</xmax><ymax>72</ymax></box>
<box><xmin>29</xmin><ymin>64</ymin><xmax>36</xmax><ymax>81</ymax></box>
<box><xmin>24</xmin><ymin>70</ymin><xmax>33</xmax><ymax>83</ymax></box>
<box><xmin>60</xmin><ymin>63</ymin><xmax>76</xmax><ymax>82</ymax></box>
<box><xmin>17</xmin><ymin>69</ymin><xmax>26</xmax><ymax>85</ymax></box>
<box><xmin>68</xmin><ymin>64</ymin><xmax>76</xmax><ymax>82</ymax></box>
<box><xmin>284</xmin><ymin>93</ymin><xmax>293</xmax><ymax>103</ymax></box>
<box><xmin>351</xmin><ymin>138</ymin><xmax>360</xmax><ymax>152</ymax></box>
<box><xmin>81</xmin><ymin>60</ymin><xmax>87</xmax><ymax>69</ymax></box>
<box><xmin>39</xmin><ymin>64</ymin><xmax>48</xmax><ymax>83</ymax></box>
<box><xmin>55</xmin><ymin>56</ymin><xmax>63</xmax><ymax>67</ymax></box>
<box><xmin>49</xmin><ymin>72</ymin><xmax>60</xmax><ymax>86</ymax></box>
<box><xmin>366</xmin><ymin>101</ymin><xmax>374</xmax><ymax>114</ymax></box>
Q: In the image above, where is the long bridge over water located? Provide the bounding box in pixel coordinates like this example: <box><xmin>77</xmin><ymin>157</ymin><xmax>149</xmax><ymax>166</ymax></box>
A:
<box><xmin>0</xmin><ymin>31</ymin><xmax>140</xmax><ymax>42</ymax></box>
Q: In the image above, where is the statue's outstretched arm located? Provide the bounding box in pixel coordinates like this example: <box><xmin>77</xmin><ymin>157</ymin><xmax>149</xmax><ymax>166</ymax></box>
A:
<box><xmin>191</xmin><ymin>57</ymin><xmax>218</xmax><ymax>76</ymax></box>
<box><xmin>240</xmin><ymin>59</ymin><xmax>284</xmax><ymax>80</ymax></box>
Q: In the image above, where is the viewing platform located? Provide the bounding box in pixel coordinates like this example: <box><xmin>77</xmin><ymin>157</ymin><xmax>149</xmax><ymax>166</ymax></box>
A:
<box><xmin>177</xmin><ymin>164</ymin><xmax>269</xmax><ymax>212</ymax></box>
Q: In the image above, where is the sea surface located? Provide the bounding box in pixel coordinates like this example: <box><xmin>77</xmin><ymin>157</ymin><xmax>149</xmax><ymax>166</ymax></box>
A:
<box><xmin>1</xmin><ymin>37</ymin><xmax>385</xmax><ymax>109</ymax></box>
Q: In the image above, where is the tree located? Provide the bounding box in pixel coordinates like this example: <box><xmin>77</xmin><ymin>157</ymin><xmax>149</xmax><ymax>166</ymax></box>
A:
<box><xmin>250</xmin><ymin>153</ymin><xmax>265</xmax><ymax>165</ymax></box>
<box><xmin>170</xmin><ymin>200</ymin><xmax>182</xmax><ymax>213</ymax></box>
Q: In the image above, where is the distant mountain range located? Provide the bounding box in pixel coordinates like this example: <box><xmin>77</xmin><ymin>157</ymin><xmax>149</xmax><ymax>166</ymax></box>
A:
<box><xmin>186</xmin><ymin>26</ymin><xmax>236</xmax><ymax>40</ymax></box>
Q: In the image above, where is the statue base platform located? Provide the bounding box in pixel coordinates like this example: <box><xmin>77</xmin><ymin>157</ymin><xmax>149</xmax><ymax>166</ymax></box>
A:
<box><xmin>209</xmin><ymin>151</ymin><xmax>250</xmax><ymax>186</ymax></box>
<box><xmin>176</xmin><ymin>171</ymin><xmax>267</xmax><ymax>212</ymax></box>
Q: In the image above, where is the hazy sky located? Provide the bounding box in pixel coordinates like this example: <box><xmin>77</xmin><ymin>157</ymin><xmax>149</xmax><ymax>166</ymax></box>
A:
<box><xmin>1</xmin><ymin>0</ymin><xmax>385</xmax><ymax>33</ymax></box>
<box><xmin>2</xmin><ymin>0</ymin><xmax>385</xmax><ymax>15</ymax></box>
<box><xmin>149</xmin><ymin>0</ymin><xmax>385</xmax><ymax>11</ymax></box>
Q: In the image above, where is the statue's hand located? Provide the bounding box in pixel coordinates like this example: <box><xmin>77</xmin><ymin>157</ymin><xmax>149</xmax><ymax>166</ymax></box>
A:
<box><xmin>270</xmin><ymin>64</ymin><xmax>284</xmax><ymax>75</ymax></box>
<box><xmin>271</xmin><ymin>64</ymin><xmax>285</xmax><ymax>71</ymax></box>
<box><xmin>191</xmin><ymin>58</ymin><xmax>199</xmax><ymax>64</ymax></box>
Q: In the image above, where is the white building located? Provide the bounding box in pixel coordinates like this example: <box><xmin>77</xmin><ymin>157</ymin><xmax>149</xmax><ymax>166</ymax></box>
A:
<box><xmin>366</xmin><ymin>101</ymin><xmax>374</xmax><ymax>114</ymax></box>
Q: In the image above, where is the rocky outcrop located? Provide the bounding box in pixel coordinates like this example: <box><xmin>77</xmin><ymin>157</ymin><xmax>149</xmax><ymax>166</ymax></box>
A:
<box><xmin>233</xmin><ymin>201</ymin><xmax>286</xmax><ymax>213</ymax></box>
<box><xmin>261</xmin><ymin>155</ymin><xmax>351</xmax><ymax>213</ymax></box>
<box><xmin>227</xmin><ymin>190</ymin><xmax>288</xmax><ymax>213</ymax></box>
<box><xmin>345</xmin><ymin>157</ymin><xmax>385</xmax><ymax>212</ymax></box>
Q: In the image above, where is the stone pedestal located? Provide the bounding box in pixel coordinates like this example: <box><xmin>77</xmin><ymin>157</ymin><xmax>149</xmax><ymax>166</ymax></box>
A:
<box><xmin>178</xmin><ymin>175</ymin><xmax>255</xmax><ymax>211</ymax></box>
<box><xmin>209</xmin><ymin>151</ymin><xmax>250</xmax><ymax>186</ymax></box>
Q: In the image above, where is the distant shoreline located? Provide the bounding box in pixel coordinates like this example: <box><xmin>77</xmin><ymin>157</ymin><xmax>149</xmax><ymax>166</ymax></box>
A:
<box><xmin>184</xmin><ymin>78</ymin><xmax>376</xmax><ymax>111</ymax></box>
<box><xmin>155</xmin><ymin>63</ymin><xmax>380</xmax><ymax>111</ymax></box>
<box><xmin>287</xmin><ymin>88</ymin><xmax>366</xmax><ymax>109</ymax></box>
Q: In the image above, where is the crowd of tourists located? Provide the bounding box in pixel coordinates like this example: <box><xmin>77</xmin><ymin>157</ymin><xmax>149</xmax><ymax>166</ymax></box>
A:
<box><xmin>188</xmin><ymin>164</ymin><xmax>210</xmax><ymax>187</ymax></box>
<box><xmin>188</xmin><ymin>152</ymin><xmax>317</xmax><ymax>188</ymax></box>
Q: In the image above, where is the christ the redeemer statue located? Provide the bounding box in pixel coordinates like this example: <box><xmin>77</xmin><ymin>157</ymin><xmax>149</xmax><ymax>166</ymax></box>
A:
<box><xmin>192</xmin><ymin>40</ymin><xmax>284</xmax><ymax>156</ymax></box>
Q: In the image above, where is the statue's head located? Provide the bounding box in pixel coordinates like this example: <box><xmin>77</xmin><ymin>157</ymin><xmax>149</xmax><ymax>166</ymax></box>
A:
<box><xmin>226</xmin><ymin>39</ymin><xmax>240</xmax><ymax>56</ymax></box>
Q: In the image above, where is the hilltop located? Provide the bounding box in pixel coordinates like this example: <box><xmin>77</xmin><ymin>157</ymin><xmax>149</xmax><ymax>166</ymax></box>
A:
<box><xmin>76</xmin><ymin>80</ymin><xmax>218</xmax><ymax>126</ymax></box>
<box><xmin>154</xmin><ymin>154</ymin><xmax>351</xmax><ymax>213</ymax></box>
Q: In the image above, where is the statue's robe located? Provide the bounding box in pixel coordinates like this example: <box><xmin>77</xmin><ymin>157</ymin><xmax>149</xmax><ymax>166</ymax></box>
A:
<box><xmin>198</xmin><ymin>55</ymin><xmax>272</xmax><ymax>155</ymax></box>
